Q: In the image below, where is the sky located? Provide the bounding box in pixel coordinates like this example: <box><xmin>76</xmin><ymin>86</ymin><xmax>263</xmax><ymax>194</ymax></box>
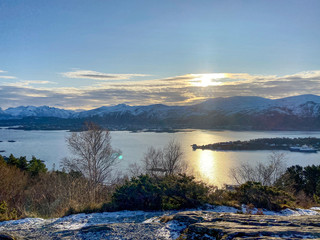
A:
<box><xmin>1</xmin><ymin>0</ymin><xmax>320</xmax><ymax>110</ymax></box>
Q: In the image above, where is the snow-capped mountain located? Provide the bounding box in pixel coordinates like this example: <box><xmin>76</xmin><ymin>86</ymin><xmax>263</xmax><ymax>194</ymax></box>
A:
<box><xmin>3</xmin><ymin>95</ymin><xmax>320</xmax><ymax>119</ymax></box>
<box><xmin>259</xmin><ymin>95</ymin><xmax>320</xmax><ymax>117</ymax></box>
<box><xmin>3</xmin><ymin>106</ymin><xmax>75</xmax><ymax>119</ymax></box>
<box><xmin>191</xmin><ymin>96</ymin><xmax>273</xmax><ymax>113</ymax></box>
<box><xmin>2</xmin><ymin>95</ymin><xmax>320</xmax><ymax>130</ymax></box>
<box><xmin>273</xmin><ymin>94</ymin><xmax>320</xmax><ymax>107</ymax></box>
<box><xmin>76</xmin><ymin>94</ymin><xmax>320</xmax><ymax>118</ymax></box>
<box><xmin>76</xmin><ymin>103</ymin><xmax>183</xmax><ymax>119</ymax></box>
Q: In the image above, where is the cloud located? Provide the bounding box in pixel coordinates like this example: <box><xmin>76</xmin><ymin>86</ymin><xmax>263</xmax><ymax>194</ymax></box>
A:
<box><xmin>161</xmin><ymin>74</ymin><xmax>196</xmax><ymax>82</ymax></box>
<box><xmin>1</xmin><ymin>70</ymin><xmax>320</xmax><ymax>110</ymax></box>
<box><xmin>0</xmin><ymin>69</ymin><xmax>16</xmax><ymax>79</ymax></box>
<box><xmin>62</xmin><ymin>70</ymin><xmax>149</xmax><ymax>81</ymax></box>
<box><xmin>0</xmin><ymin>76</ymin><xmax>16</xmax><ymax>79</ymax></box>
<box><xmin>2</xmin><ymin>80</ymin><xmax>56</xmax><ymax>87</ymax></box>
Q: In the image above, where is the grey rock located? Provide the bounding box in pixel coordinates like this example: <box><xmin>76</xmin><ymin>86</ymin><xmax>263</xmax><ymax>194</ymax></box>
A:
<box><xmin>80</xmin><ymin>224</ymin><xmax>113</xmax><ymax>233</ymax></box>
<box><xmin>172</xmin><ymin>211</ymin><xmax>205</xmax><ymax>224</ymax></box>
<box><xmin>1</xmin><ymin>211</ymin><xmax>320</xmax><ymax>239</ymax></box>
<box><xmin>168</xmin><ymin>211</ymin><xmax>320</xmax><ymax>239</ymax></box>
<box><xmin>0</xmin><ymin>233</ymin><xmax>16</xmax><ymax>240</ymax></box>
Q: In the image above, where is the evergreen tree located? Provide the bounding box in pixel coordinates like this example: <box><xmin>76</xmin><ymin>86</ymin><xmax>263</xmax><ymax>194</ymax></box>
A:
<box><xmin>0</xmin><ymin>155</ymin><xmax>5</xmax><ymax>165</ymax></box>
<box><xmin>18</xmin><ymin>156</ymin><xmax>28</xmax><ymax>171</ymax></box>
<box><xmin>304</xmin><ymin>165</ymin><xmax>320</xmax><ymax>196</ymax></box>
<box><xmin>7</xmin><ymin>154</ymin><xmax>19</xmax><ymax>167</ymax></box>
<box><xmin>27</xmin><ymin>156</ymin><xmax>47</xmax><ymax>176</ymax></box>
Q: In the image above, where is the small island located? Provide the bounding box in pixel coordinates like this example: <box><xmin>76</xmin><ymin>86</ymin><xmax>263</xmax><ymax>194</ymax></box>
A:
<box><xmin>192</xmin><ymin>137</ymin><xmax>320</xmax><ymax>152</ymax></box>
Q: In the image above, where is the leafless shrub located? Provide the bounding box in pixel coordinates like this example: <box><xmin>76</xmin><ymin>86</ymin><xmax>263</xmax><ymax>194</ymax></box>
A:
<box><xmin>127</xmin><ymin>162</ymin><xmax>144</xmax><ymax>178</ymax></box>
<box><xmin>142</xmin><ymin>139</ymin><xmax>185</xmax><ymax>176</ymax></box>
<box><xmin>143</xmin><ymin>146</ymin><xmax>164</xmax><ymax>176</ymax></box>
<box><xmin>0</xmin><ymin>163</ymin><xmax>28</xmax><ymax>216</ymax></box>
<box><xmin>163</xmin><ymin>139</ymin><xmax>184</xmax><ymax>175</ymax></box>
<box><xmin>26</xmin><ymin>171</ymin><xmax>109</xmax><ymax>217</ymax></box>
<box><xmin>230</xmin><ymin>151</ymin><xmax>286</xmax><ymax>186</ymax></box>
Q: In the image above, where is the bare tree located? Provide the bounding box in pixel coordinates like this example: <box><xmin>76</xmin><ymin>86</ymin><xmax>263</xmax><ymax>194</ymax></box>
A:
<box><xmin>266</xmin><ymin>152</ymin><xmax>287</xmax><ymax>184</ymax></box>
<box><xmin>127</xmin><ymin>163</ymin><xmax>144</xmax><ymax>178</ymax></box>
<box><xmin>62</xmin><ymin>122</ymin><xmax>121</xmax><ymax>190</ymax></box>
<box><xmin>230</xmin><ymin>151</ymin><xmax>286</xmax><ymax>186</ymax></box>
<box><xmin>142</xmin><ymin>139</ymin><xmax>184</xmax><ymax>176</ymax></box>
<box><xmin>143</xmin><ymin>146</ymin><xmax>165</xmax><ymax>176</ymax></box>
<box><xmin>163</xmin><ymin>139</ymin><xmax>184</xmax><ymax>175</ymax></box>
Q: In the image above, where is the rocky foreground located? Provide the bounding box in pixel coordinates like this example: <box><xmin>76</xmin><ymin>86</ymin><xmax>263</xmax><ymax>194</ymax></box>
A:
<box><xmin>167</xmin><ymin>211</ymin><xmax>320</xmax><ymax>239</ymax></box>
<box><xmin>0</xmin><ymin>210</ymin><xmax>320</xmax><ymax>239</ymax></box>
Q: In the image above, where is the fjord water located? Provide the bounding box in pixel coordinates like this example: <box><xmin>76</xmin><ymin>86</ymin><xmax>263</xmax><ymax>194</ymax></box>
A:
<box><xmin>1</xmin><ymin>128</ymin><xmax>320</xmax><ymax>186</ymax></box>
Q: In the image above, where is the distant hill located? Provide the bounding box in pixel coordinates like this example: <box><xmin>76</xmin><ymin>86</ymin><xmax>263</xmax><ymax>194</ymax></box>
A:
<box><xmin>1</xmin><ymin>94</ymin><xmax>320</xmax><ymax>131</ymax></box>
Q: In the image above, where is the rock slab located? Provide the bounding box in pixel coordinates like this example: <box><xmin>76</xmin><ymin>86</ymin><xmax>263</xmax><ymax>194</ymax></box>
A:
<box><xmin>169</xmin><ymin>211</ymin><xmax>320</xmax><ymax>239</ymax></box>
<box><xmin>1</xmin><ymin>211</ymin><xmax>320</xmax><ymax>239</ymax></box>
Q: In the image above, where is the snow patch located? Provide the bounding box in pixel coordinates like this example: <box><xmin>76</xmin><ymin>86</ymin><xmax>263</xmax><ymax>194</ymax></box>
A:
<box><xmin>310</xmin><ymin>207</ymin><xmax>320</xmax><ymax>211</ymax></box>
<box><xmin>0</xmin><ymin>217</ymin><xmax>45</xmax><ymax>227</ymax></box>
<box><xmin>236</xmin><ymin>204</ymin><xmax>320</xmax><ymax>216</ymax></box>
<box><xmin>208</xmin><ymin>205</ymin><xmax>239</xmax><ymax>213</ymax></box>
<box><xmin>156</xmin><ymin>220</ymin><xmax>187</xmax><ymax>240</ymax></box>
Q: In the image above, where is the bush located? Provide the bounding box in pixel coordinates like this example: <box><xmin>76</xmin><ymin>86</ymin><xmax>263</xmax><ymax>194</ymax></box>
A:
<box><xmin>161</xmin><ymin>174</ymin><xmax>209</xmax><ymax>209</ymax></box>
<box><xmin>276</xmin><ymin>165</ymin><xmax>320</xmax><ymax>201</ymax></box>
<box><xmin>111</xmin><ymin>174</ymin><xmax>211</xmax><ymax>211</ymax></box>
<box><xmin>112</xmin><ymin>175</ymin><xmax>162</xmax><ymax>210</ymax></box>
<box><xmin>0</xmin><ymin>201</ymin><xmax>17</xmax><ymax>221</ymax></box>
<box><xmin>304</xmin><ymin>165</ymin><xmax>320</xmax><ymax>197</ymax></box>
<box><xmin>0</xmin><ymin>163</ymin><xmax>28</xmax><ymax>219</ymax></box>
<box><xmin>26</xmin><ymin>170</ymin><xmax>110</xmax><ymax>217</ymax></box>
<box><xmin>232</xmin><ymin>181</ymin><xmax>295</xmax><ymax>211</ymax></box>
<box><xmin>208</xmin><ymin>188</ymin><xmax>239</xmax><ymax>208</ymax></box>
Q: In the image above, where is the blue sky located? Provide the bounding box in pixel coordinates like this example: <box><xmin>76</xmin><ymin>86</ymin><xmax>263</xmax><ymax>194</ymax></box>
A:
<box><xmin>1</xmin><ymin>0</ymin><xmax>320</xmax><ymax>109</ymax></box>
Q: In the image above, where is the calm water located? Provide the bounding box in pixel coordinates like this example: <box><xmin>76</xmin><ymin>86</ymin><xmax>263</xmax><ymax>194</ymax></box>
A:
<box><xmin>1</xmin><ymin>128</ymin><xmax>320</xmax><ymax>186</ymax></box>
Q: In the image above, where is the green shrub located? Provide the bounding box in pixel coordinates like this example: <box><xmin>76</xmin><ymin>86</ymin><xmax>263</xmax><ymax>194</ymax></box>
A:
<box><xmin>304</xmin><ymin>165</ymin><xmax>320</xmax><ymax>197</ymax></box>
<box><xmin>276</xmin><ymin>165</ymin><xmax>320</xmax><ymax>201</ymax></box>
<box><xmin>161</xmin><ymin>174</ymin><xmax>209</xmax><ymax>209</ymax></box>
<box><xmin>232</xmin><ymin>181</ymin><xmax>295</xmax><ymax>211</ymax></box>
<box><xmin>111</xmin><ymin>174</ymin><xmax>211</xmax><ymax>211</ymax></box>
<box><xmin>208</xmin><ymin>188</ymin><xmax>239</xmax><ymax>208</ymax></box>
<box><xmin>112</xmin><ymin>175</ymin><xmax>162</xmax><ymax>210</ymax></box>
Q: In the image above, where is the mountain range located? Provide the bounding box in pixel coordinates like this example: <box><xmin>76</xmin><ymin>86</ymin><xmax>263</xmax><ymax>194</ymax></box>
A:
<box><xmin>1</xmin><ymin>94</ymin><xmax>320</xmax><ymax>130</ymax></box>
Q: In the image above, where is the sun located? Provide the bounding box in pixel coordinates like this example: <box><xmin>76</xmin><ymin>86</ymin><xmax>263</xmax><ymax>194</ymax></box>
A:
<box><xmin>191</xmin><ymin>73</ymin><xmax>227</xmax><ymax>87</ymax></box>
<box><xmin>200</xmin><ymin>75</ymin><xmax>213</xmax><ymax>87</ymax></box>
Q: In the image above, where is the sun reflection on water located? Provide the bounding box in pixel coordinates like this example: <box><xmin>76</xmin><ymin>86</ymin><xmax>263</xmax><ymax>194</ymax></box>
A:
<box><xmin>190</xmin><ymin>149</ymin><xmax>234</xmax><ymax>187</ymax></box>
<box><xmin>196</xmin><ymin>150</ymin><xmax>217</xmax><ymax>185</ymax></box>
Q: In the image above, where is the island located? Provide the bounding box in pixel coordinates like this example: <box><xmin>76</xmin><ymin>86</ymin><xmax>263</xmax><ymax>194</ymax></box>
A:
<box><xmin>192</xmin><ymin>137</ymin><xmax>320</xmax><ymax>152</ymax></box>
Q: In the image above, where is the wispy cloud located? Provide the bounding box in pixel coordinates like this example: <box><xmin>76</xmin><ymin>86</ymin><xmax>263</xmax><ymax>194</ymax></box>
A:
<box><xmin>0</xmin><ymin>70</ymin><xmax>16</xmax><ymax>79</ymax></box>
<box><xmin>62</xmin><ymin>70</ymin><xmax>149</xmax><ymax>81</ymax></box>
<box><xmin>0</xmin><ymin>76</ymin><xmax>16</xmax><ymax>79</ymax></box>
<box><xmin>1</xmin><ymin>70</ymin><xmax>320</xmax><ymax>109</ymax></box>
<box><xmin>2</xmin><ymin>80</ymin><xmax>56</xmax><ymax>87</ymax></box>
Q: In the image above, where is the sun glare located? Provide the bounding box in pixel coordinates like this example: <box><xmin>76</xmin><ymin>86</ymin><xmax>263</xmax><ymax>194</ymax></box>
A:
<box><xmin>191</xmin><ymin>73</ymin><xmax>227</xmax><ymax>87</ymax></box>
<box><xmin>197</xmin><ymin>150</ymin><xmax>216</xmax><ymax>184</ymax></box>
